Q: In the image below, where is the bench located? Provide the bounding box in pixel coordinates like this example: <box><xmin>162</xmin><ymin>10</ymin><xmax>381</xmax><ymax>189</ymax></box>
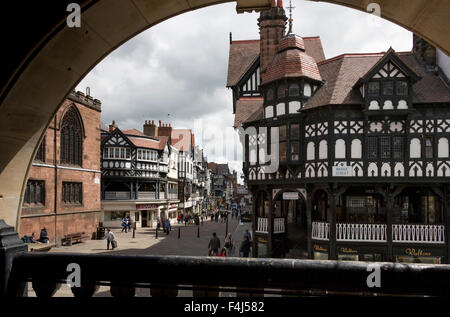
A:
<box><xmin>26</xmin><ymin>243</ymin><xmax>55</xmax><ymax>252</ymax></box>
<box><xmin>61</xmin><ymin>232</ymin><xmax>88</xmax><ymax>246</ymax></box>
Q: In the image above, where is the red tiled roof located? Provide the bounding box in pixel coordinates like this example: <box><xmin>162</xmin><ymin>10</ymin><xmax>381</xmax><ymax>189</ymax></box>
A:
<box><xmin>122</xmin><ymin>128</ymin><xmax>147</xmax><ymax>137</ymax></box>
<box><xmin>261</xmin><ymin>35</ymin><xmax>322</xmax><ymax>85</ymax></box>
<box><xmin>226</xmin><ymin>37</ymin><xmax>325</xmax><ymax>87</ymax></box>
<box><xmin>128</xmin><ymin>137</ymin><xmax>161</xmax><ymax>150</ymax></box>
<box><xmin>234</xmin><ymin>97</ymin><xmax>264</xmax><ymax>128</ymax></box>
<box><xmin>171</xmin><ymin>129</ymin><xmax>192</xmax><ymax>152</ymax></box>
<box><xmin>304</xmin><ymin>51</ymin><xmax>450</xmax><ymax>110</ymax></box>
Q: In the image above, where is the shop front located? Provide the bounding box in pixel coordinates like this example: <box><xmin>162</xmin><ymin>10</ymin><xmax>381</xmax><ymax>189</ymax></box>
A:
<box><xmin>101</xmin><ymin>201</ymin><xmax>135</xmax><ymax>228</ymax></box>
<box><xmin>336</xmin><ymin>245</ymin><xmax>386</xmax><ymax>262</ymax></box>
<box><xmin>394</xmin><ymin>246</ymin><xmax>445</xmax><ymax>264</ymax></box>
<box><xmin>313</xmin><ymin>244</ymin><xmax>329</xmax><ymax>260</ymax></box>
<box><xmin>255</xmin><ymin>236</ymin><xmax>269</xmax><ymax>258</ymax></box>
<box><xmin>136</xmin><ymin>203</ymin><xmax>160</xmax><ymax>228</ymax></box>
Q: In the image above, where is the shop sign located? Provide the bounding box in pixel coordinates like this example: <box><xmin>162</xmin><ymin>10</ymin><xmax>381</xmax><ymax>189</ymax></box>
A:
<box><xmin>405</xmin><ymin>248</ymin><xmax>432</xmax><ymax>257</ymax></box>
<box><xmin>314</xmin><ymin>245</ymin><xmax>327</xmax><ymax>252</ymax></box>
<box><xmin>283</xmin><ymin>192</ymin><xmax>299</xmax><ymax>200</ymax></box>
<box><xmin>136</xmin><ymin>204</ymin><xmax>159</xmax><ymax>210</ymax></box>
<box><xmin>340</xmin><ymin>247</ymin><xmax>358</xmax><ymax>254</ymax></box>
<box><xmin>332</xmin><ymin>163</ymin><xmax>353</xmax><ymax>177</ymax></box>
<box><xmin>257</xmin><ymin>237</ymin><xmax>268</xmax><ymax>243</ymax></box>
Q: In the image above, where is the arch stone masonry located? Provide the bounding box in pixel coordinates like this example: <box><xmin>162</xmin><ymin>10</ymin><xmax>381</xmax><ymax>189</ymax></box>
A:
<box><xmin>0</xmin><ymin>0</ymin><xmax>449</xmax><ymax>229</ymax></box>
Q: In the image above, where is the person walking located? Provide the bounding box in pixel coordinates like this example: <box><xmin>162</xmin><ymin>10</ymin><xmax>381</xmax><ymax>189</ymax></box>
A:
<box><xmin>164</xmin><ymin>219</ymin><xmax>171</xmax><ymax>235</ymax></box>
<box><xmin>239</xmin><ymin>236</ymin><xmax>251</xmax><ymax>258</ymax></box>
<box><xmin>224</xmin><ymin>233</ymin><xmax>233</xmax><ymax>256</ymax></box>
<box><xmin>121</xmin><ymin>216</ymin><xmax>128</xmax><ymax>233</ymax></box>
<box><xmin>105</xmin><ymin>229</ymin><xmax>117</xmax><ymax>250</ymax></box>
<box><xmin>208</xmin><ymin>232</ymin><xmax>221</xmax><ymax>256</ymax></box>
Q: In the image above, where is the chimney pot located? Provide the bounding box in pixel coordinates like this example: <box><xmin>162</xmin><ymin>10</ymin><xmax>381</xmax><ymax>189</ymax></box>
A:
<box><xmin>277</xmin><ymin>0</ymin><xmax>283</xmax><ymax>7</ymax></box>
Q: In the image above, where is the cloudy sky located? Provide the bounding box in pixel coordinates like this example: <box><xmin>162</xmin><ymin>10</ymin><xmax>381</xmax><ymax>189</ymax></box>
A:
<box><xmin>77</xmin><ymin>0</ymin><xmax>412</xmax><ymax>181</ymax></box>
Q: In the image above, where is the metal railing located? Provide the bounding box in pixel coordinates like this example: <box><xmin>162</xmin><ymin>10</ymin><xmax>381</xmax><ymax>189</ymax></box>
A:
<box><xmin>312</xmin><ymin>222</ymin><xmax>444</xmax><ymax>244</ymax></box>
<box><xmin>312</xmin><ymin>221</ymin><xmax>330</xmax><ymax>240</ymax></box>
<box><xmin>104</xmin><ymin>191</ymin><xmax>130</xmax><ymax>200</ymax></box>
<box><xmin>337</xmin><ymin>223</ymin><xmax>387</xmax><ymax>242</ymax></box>
<box><xmin>256</xmin><ymin>218</ymin><xmax>268</xmax><ymax>233</ymax></box>
<box><xmin>6</xmin><ymin>253</ymin><xmax>450</xmax><ymax>297</ymax></box>
<box><xmin>392</xmin><ymin>224</ymin><xmax>445</xmax><ymax>244</ymax></box>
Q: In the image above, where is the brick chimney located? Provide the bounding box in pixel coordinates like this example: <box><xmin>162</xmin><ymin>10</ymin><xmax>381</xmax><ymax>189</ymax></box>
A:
<box><xmin>143</xmin><ymin>120</ymin><xmax>158</xmax><ymax>137</ymax></box>
<box><xmin>157</xmin><ymin>121</ymin><xmax>172</xmax><ymax>143</ymax></box>
<box><xmin>258</xmin><ymin>0</ymin><xmax>287</xmax><ymax>76</ymax></box>
<box><xmin>109</xmin><ymin>120</ymin><xmax>117</xmax><ymax>133</ymax></box>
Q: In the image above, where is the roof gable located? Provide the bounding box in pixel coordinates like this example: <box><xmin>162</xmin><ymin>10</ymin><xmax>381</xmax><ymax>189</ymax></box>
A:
<box><xmin>357</xmin><ymin>48</ymin><xmax>421</xmax><ymax>86</ymax></box>
<box><xmin>102</xmin><ymin>128</ymin><xmax>134</xmax><ymax>147</ymax></box>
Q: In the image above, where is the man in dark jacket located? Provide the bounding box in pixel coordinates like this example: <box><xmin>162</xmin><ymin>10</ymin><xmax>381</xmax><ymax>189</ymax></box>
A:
<box><xmin>208</xmin><ymin>232</ymin><xmax>221</xmax><ymax>256</ymax></box>
<box><xmin>240</xmin><ymin>236</ymin><xmax>251</xmax><ymax>258</ymax></box>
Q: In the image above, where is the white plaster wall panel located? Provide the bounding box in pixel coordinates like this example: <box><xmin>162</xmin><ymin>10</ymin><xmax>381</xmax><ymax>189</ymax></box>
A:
<box><xmin>410</xmin><ymin>138</ymin><xmax>421</xmax><ymax>158</ymax></box>
<box><xmin>410</xmin><ymin>120</ymin><xmax>423</xmax><ymax>133</ymax></box>
<box><xmin>319</xmin><ymin>140</ymin><xmax>328</xmax><ymax>159</ymax></box>
<box><xmin>265</xmin><ymin>106</ymin><xmax>274</xmax><ymax>118</ymax></box>
<box><xmin>351</xmin><ymin>139</ymin><xmax>362</xmax><ymax>158</ymax></box>
<box><xmin>276</xmin><ymin>103</ymin><xmax>285</xmax><ymax>116</ymax></box>
<box><xmin>426</xmin><ymin>163</ymin><xmax>434</xmax><ymax>177</ymax></box>
<box><xmin>438</xmin><ymin>137</ymin><xmax>449</xmax><ymax>158</ymax></box>
<box><xmin>397</xmin><ymin>100</ymin><xmax>408</xmax><ymax>109</ymax></box>
<box><xmin>304</xmin><ymin>83</ymin><xmax>312</xmax><ymax>97</ymax></box>
<box><xmin>307</xmin><ymin>142</ymin><xmax>315</xmax><ymax>160</ymax></box>
<box><xmin>394</xmin><ymin>163</ymin><xmax>404</xmax><ymax>177</ymax></box>
<box><xmin>368</xmin><ymin>163</ymin><xmax>378</xmax><ymax>177</ymax></box>
<box><xmin>369</xmin><ymin>122</ymin><xmax>382</xmax><ymax>133</ymax></box>
<box><xmin>369</xmin><ymin>100</ymin><xmax>380</xmax><ymax>110</ymax></box>
<box><xmin>383</xmin><ymin>100</ymin><xmax>394</xmax><ymax>110</ymax></box>
<box><xmin>390</xmin><ymin>121</ymin><xmax>403</xmax><ymax>132</ymax></box>
<box><xmin>335</xmin><ymin>139</ymin><xmax>346</xmax><ymax>159</ymax></box>
<box><xmin>289</xmin><ymin>101</ymin><xmax>301</xmax><ymax>113</ymax></box>
<box><xmin>381</xmin><ymin>163</ymin><xmax>391</xmax><ymax>177</ymax></box>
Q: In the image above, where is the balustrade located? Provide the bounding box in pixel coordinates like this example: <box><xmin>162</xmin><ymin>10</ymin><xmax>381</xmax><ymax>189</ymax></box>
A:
<box><xmin>392</xmin><ymin>224</ymin><xmax>445</xmax><ymax>244</ymax></box>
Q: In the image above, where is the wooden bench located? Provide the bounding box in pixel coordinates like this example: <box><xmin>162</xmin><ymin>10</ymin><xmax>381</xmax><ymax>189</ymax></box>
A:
<box><xmin>61</xmin><ymin>232</ymin><xmax>88</xmax><ymax>246</ymax></box>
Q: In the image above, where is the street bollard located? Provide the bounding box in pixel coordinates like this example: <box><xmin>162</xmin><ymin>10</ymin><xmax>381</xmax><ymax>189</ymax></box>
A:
<box><xmin>155</xmin><ymin>227</ymin><xmax>158</xmax><ymax>239</ymax></box>
<box><xmin>197</xmin><ymin>226</ymin><xmax>200</xmax><ymax>238</ymax></box>
<box><xmin>133</xmin><ymin>228</ymin><xmax>135</xmax><ymax>239</ymax></box>
<box><xmin>178</xmin><ymin>227</ymin><xmax>181</xmax><ymax>239</ymax></box>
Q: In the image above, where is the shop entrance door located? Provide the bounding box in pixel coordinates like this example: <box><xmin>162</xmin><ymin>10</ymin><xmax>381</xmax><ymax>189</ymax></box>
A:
<box><xmin>141</xmin><ymin>211</ymin><xmax>148</xmax><ymax>227</ymax></box>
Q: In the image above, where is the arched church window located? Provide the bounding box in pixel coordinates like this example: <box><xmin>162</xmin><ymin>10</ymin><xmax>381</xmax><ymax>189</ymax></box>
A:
<box><xmin>60</xmin><ymin>106</ymin><xmax>83</xmax><ymax>166</ymax></box>
<box><xmin>289</xmin><ymin>83</ymin><xmax>300</xmax><ymax>96</ymax></box>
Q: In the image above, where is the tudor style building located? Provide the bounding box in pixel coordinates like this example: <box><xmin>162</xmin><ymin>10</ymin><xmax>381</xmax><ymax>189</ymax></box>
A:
<box><xmin>19</xmin><ymin>90</ymin><xmax>102</xmax><ymax>243</ymax></box>
<box><xmin>229</xmin><ymin>1</ymin><xmax>450</xmax><ymax>263</ymax></box>
<box><xmin>100</xmin><ymin>121</ymin><xmax>178</xmax><ymax>228</ymax></box>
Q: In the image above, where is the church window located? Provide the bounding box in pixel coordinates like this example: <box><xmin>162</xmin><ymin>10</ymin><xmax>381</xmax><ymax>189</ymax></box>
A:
<box><xmin>23</xmin><ymin>180</ymin><xmax>45</xmax><ymax>206</ymax></box>
<box><xmin>60</xmin><ymin>106</ymin><xmax>83</xmax><ymax>166</ymax></box>
<box><xmin>35</xmin><ymin>136</ymin><xmax>46</xmax><ymax>162</ymax></box>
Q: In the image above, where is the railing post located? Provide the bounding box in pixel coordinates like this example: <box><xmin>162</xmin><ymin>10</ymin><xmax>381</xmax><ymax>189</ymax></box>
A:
<box><xmin>0</xmin><ymin>219</ymin><xmax>28</xmax><ymax>297</ymax></box>
<box><xmin>386</xmin><ymin>194</ymin><xmax>394</xmax><ymax>261</ymax></box>
<box><xmin>328</xmin><ymin>192</ymin><xmax>337</xmax><ymax>260</ymax></box>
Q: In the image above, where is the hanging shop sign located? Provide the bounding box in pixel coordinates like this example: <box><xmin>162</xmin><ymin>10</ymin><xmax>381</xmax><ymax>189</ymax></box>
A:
<box><xmin>340</xmin><ymin>247</ymin><xmax>358</xmax><ymax>254</ymax></box>
<box><xmin>405</xmin><ymin>248</ymin><xmax>432</xmax><ymax>257</ymax></box>
<box><xmin>314</xmin><ymin>245</ymin><xmax>328</xmax><ymax>253</ymax></box>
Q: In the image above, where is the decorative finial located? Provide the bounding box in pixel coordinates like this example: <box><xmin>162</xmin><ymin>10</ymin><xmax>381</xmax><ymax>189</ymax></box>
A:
<box><xmin>287</xmin><ymin>0</ymin><xmax>295</xmax><ymax>34</ymax></box>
